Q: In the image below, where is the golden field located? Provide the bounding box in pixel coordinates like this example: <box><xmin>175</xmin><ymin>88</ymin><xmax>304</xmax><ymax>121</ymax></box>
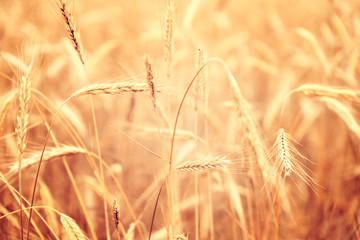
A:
<box><xmin>0</xmin><ymin>0</ymin><xmax>359</xmax><ymax>239</ymax></box>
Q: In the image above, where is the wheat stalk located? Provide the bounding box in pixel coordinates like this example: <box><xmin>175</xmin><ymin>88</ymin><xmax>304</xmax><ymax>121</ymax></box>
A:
<box><xmin>70</xmin><ymin>82</ymin><xmax>160</xmax><ymax>98</ymax></box>
<box><xmin>60</xmin><ymin>213</ymin><xmax>88</xmax><ymax>240</ymax></box>
<box><xmin>176</xmin><ymin>156</ymin><xmax>230</xmax><ymax>172</ymax></box>
<box><xmin>57</xmin><ymin>0</ymin><xmax>84</xmax><ymax>64</ymax></box>
<box><xmin>294</xmin><ymin>84</ymin><xmax>360</xmax><ymax>102</ymax></box>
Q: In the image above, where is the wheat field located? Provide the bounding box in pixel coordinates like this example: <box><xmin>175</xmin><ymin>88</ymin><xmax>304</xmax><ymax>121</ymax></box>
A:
<box><xmin>0</xmin><ymin>0</ymin><xmax>359</xmax><ymax>239</ymax></box>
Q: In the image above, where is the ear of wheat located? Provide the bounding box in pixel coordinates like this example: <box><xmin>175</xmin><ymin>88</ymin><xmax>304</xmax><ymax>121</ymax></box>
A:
<box><xmin>8</xmin><ymin>145</ymin><xmax>87</xmax><ymax>174</ymax></box>
<box><xmin>16</xmin><ymin>59</ymin><xmax>33</xmax><ymax>239</ymax></box>
<box><xmin>294</xmin><ymin>84</ymin><xmax>360</xmax><ymax>102</ymax></box>
<box><xmin>176</xmin><ymin>156</ymin><xmax>230</xmax><ymax>172</ymax></box>
<box><xmin>57</xmin><ymin>0</ymin><xmax>84</xmax><ymax>64</ymax></box>
<box><xmin>111</xmin><ymin>198</ymin><xmax>120</xmax><ymax>231</ymax></box>
<box><xmin>70</xmin><ymin>82</ymin><xmax>160</xmax><ymax>98</ymax></box>
<box><xmin>60</xmin><ymin>213</ymin><xmax>88</xmax><ymax>240</ymax></box>
<box><xmin>267</xmin><ymin>128</ymin><xmax>319</xmax><ymax>194</ymax></box>
<box><xmin>144</xmin><ymin>56</ymin><xmax>157</xmax><ymax>108</ymax></box>
<box><xmin>0</xmin><ymin>89</ymin><xmax>17</xmax><ymax>132</ymax></box>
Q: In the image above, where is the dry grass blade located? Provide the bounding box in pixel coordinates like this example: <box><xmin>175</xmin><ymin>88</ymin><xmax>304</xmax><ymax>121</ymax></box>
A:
<box><xmin>320</xmin><ymin>97</ymin><xmax>360</xmax><ymax>140</ymax></box>
<box><xmin>57</xmin><ymin>0</ymin><xmax>84</xmax><ymax>64</ymax></box>
<box><xmin>294</xmin><ymin>84</ymin><xmax>360</xmax><ymax>102</ymax></box>
<box><xmin>70</xmin><ymin>82</ymin><xmax>160</xmax><ymax>98</ymax></box>
<box><xmin>60</xmin><ymin>213</ymin><xmax>89</xmax><ymax>240</ymax></box>
<box><xmin>0</xmin><ymin>89</ymin><xmax>17</xmax><ymax>132</ymax></box>
<box><xmin>8</xmin><ymin>145</ymin><xmax>87</xmax><ymax>174</ymax></box>
<box><xmin>176</xmin><ymin>156</ymin><xmax>230</xmax><ymax>172</ymax></box>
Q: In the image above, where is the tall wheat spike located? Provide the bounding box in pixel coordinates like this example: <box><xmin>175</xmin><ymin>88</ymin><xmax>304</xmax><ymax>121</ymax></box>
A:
<box><xmin>16</xmin><ymin>59</ymin><xmax>33</xmax><ymax>239</ymax></box>
<box><xmin>57</xmin><ymin>0</ymin><xmax>84</xmax><ymax>64</ymax></box>
<box><xmin>144</xmin><ymin>56</ymin><xmax>157</xmax><ymax>108</ymax></box>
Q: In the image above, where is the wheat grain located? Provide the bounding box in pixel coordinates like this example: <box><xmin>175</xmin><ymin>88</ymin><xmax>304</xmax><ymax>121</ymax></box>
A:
<box><xmin>60</xmin><ymin>213</ymin><xmax>88</xmax><ymax>240</ymax></box>
<box><xmin>294</xmin><ymin>84</ymin><xmax>360</xmax><ymax>102</ymax></box>
<box><xmin>57</xmin><ymin>0</ymin><xmax>84</xmax><ymax>64</ymax></box>
<box><xmin>267</xmin><ymin>128</ymin><xmax>318</xmax><ymax>194</ymax></box>
<box><xmin>70</xmin><ymin>82</ymin><xmax>160</xmax><ymax>98</ymax></box>
<box><xmin>193</xmin><ymin>48</ymin><xmax>208</xmax><ymax>114</ymax></box>
<box><xmin>0</xmin><ymin>90</ymin><xmax>17</xmax><ymax>132</ymax></box>
<box><xmin>111</xmin><ymin>198</ymin><xmax>120</xmax><ymax>231</ymax></box>
<box><xmin>144</xmin><ymin>56</ymin><xmax>156</xmax><ymax>107</ymax></box>
<box><xmin>176</xmin><ymin>156</ymin><xmax>230</xmax><ymax>172</ymax></box>
<box><xmin>16</xmin><ymin>58</ymin><xmax>33</xmax><ymax>239</ymax></box>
